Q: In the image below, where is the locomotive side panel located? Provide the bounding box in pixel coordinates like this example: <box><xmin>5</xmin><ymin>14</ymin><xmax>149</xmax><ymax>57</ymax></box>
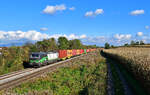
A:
<box><xmin>47</xmin><ymin>52</ymin><xmax>59</xmax><ymax>60</ymax></box>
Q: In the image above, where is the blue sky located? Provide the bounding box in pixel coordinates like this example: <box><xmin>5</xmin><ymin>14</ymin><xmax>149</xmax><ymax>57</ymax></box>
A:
<box><xmin>0</xmin><ymin>0</ymin><xmax>150</xmax><ymax>46</ymax></box>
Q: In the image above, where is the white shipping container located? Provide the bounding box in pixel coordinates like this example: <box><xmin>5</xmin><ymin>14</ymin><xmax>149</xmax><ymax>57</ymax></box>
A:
<box><xmin>47</xmin><ymin>52</ymin><xmax>59</xmax><ymax>61</ymax></box>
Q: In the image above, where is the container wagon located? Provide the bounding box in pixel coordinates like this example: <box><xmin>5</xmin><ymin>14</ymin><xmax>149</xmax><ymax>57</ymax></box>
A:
<box><xmin>59</xmin><ymin>50</ymin><xmax>67</xmax><ymax>60</ymax></box>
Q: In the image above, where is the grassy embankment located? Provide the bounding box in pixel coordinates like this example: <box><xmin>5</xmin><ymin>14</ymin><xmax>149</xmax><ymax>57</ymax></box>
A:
<box><xmin>4</xmin><ymin>51</ymin><xmax>107</xmax><ymax>95</ymax></box>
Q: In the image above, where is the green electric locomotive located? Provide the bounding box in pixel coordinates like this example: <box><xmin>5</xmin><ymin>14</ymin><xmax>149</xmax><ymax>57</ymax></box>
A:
<box><xmin>29</xmin><ymin>52</ymin><xmax>59</xmax><ymax>67</ymax></box>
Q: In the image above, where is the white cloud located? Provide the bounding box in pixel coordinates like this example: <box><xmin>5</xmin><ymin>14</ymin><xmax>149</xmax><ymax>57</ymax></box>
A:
<box><xmin>130</xmin><ymin>10</ymin><xmax>144</xmax><ymax>16</ymax></box>
<box><xmin>50</xmin><ymin>34</ymin><xmax>86</xmax><ymax>40</ymax></box>
<box><xmin>0</xmin><ymin>30</ymin><xmax>49</xmax><ymax>41</ymax></box>
<box><xmin>43</xmin><ymin>4</ymin><xmax>66</xmax><ymax>14</ymax></box>
<box><xmin>95</xmin><ymin>9</ymin><xmax>104</xmax><ymax>15</ymax></box>
<box><xmin>0</xmin><ymin>30</ymin><xmax>88</xmax><ymax>46</ymax></box>
<box><xmin>40</xmin><ymin>27</ymin><xmax>48</xmax><ymax>31</ymax></box>
<box><xmin>137</xmin><ymin>32</ymin><xmax>143</xmax><ymax>36</ymax></box>
<box><xmin>80</xmin><ymin>34</ymin><xmax>86</xmax><ymax>39</ymax></box>
<box><xmin>2</xmin><ymin>30</ymin><xmax>150</xmax><ymax>46</ymax></box>
<box><xmin>85</xmin><ymin>11</ymin><xmax>94</xmax><ymax>17</ymax></box>
<box><xmin>145</xmin><ymin>26</ymin><xmax>149</xmax><ymax>29</ymax></box>
<box><xmin>69</xmin><ymin>7</ymin><xmax>75</xmax><ymax>11</ymax></box>
<box><xmin>85</xmin><ymin>8</ymin><xmax>104</xmax><ymax>17</ymax></box>
<box><xmin>0</xmin><ymin>30</ymin><xmax>87</xmax><ymax>41</ymax></box>
<box><xmin>114</xmin><ymin>34</ymin><xmax>132</xmax><ymax>40</ymax></box>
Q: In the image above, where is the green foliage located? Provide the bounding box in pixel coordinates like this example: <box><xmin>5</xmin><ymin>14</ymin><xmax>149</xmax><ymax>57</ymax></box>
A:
<box><xmin>130</xmin><ymin>40</ymin><xmax>145</xmax><ymax>46</ymax></box>
<box><xmin>140</xmin><ymin>40</ymin><xmax>144</xmax><ymax>45</ymax></box>
<box><xmin>36</xmin><ymin>38</ymin><xmax>58</xmax><ymax>52</ymax></box>
<box><xmin>130</xmin><ymin>40</ymin><xmax>135</xmax><ymax>46</ymax></box>
<box><xmin>48</xmin><ymin>38</ymin><xmax>58</xmax><ymax>51</ymax></box>
<box><xmin>124</xmin><ymin>43</ymin><xmax>129</xmax><ymax>46</ymax></box>
<box><xmin>25</xmin><ymin>37</ymin><xmax>97</xmax><ymax>52</ymax></box>
<box><xmin>105</xmin><ymin>42</ymin><xmax>110</xmax><ymax>49</ymax></box>
<box><xmin>123</xmin><ymin>40</ymin><xmax>145</xmax><ymax>47</ymax></box>
<box><xmin>69</xmin><ymin>39</ymin><xmax>83</xmax><ymax>49</ymax></box>
<box><xmin>58</xmin><ymin>37</ymin><xmax>69</xmax><ymax>50</ymax></box>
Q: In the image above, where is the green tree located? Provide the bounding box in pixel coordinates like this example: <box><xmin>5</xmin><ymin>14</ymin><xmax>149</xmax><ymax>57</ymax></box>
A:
<box><xmin>1</xmin><ymin>49</ymin><xmax>9</xmax><ymax>66</ymax></box>
<box><xmin>48</xmin><ymin>38</ymin><xmax>58</xmax><ymax>51</ymax></box>
<box><xmin>104</xmin><ymin>42</ymin><xmax>110</xmax><ymax>49</ymax></box>
<box><xmin>130</xmin><ymin>40</ymin><xmax>135</xmax><ymax>46</ymax></box>
<box><xmin>111</xmin><ymin>45</ymin><xmax>115</xmax><ymax>48</ymax></box>
<box><xmin>135</xmin><ymin>41</ymin><xmax>140</xmax><ymax>45</ymax></box>
<box><xmin>58</xmin><ymin>37</ymin><xmax>69</xmax><ymax>49</ymax></box>
<box><xmin>124</xmin><ymin>43</ymin><xmax>129</xmax><ymax>46</ymax></box>
<box><xmin>140</xmin><ymin>40</ymin><xmax>145</xmax><ymax>45</ymax></box>
<box><xmin>24</xmin><ymin>42</ymin><xmax>38</xmax><ymax>52</ymax></box>
<box><xmin>36</xmin><ymin>39</ymin><xmax>51</xmax><ymax>52</ymax></box>
<box><xmin>69</xmin><ymin>39</ymin><xmax>83</xmax><ymax>49</ymax></box>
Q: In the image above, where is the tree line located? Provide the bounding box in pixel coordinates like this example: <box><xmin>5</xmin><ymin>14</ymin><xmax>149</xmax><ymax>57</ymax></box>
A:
<box><xmin>124</xmin><ymin>40</ymin><xmax>145</xmax><ymax>46</ymax></box>
<box><xmin>25</xmin><ymin>37</ymin><xmax>98</xmax><ymax>52</ymax></box>
<box><xmin>104</xmin><ymin>40</ymin><xmax>145</xmax><ymax>49</ymax></box>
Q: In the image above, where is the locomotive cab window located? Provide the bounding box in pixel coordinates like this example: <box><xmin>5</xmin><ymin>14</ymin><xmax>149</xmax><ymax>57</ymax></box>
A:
<box><xmin>31</xmin><ymin>54</ymin><xmax>39</xmax><ymax>58</ymax></box>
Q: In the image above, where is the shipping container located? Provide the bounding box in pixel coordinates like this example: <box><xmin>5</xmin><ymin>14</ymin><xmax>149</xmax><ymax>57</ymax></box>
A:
<box><xmin>72</xmin><ymin>49</ymin><xmax>77</xmax><ymax>56</ymax></box>
<box><xmin>86</xmin><ymin>49</ymin><xmax>90</xmax><ymax>52</ymax></box>
<box><xmin>76</xmin><ymin>49</ymin><xmax>80</xmax><ymax>55</ymax></box>
<box><xmin>80</xmin><ymin>49</ymin><xmax>84</xmax><ymax>54</ymax></box>
<box><xmin>84</xmin><ymin>49</ymin><xmax>87</xmax><ymax>53</ymax></box>
<box><xmin>59</xmin><ymin>50</ymin><xmax>67</xmax><ymax>59</ymax></box>
<box><xmin>67</xmin><ymin>50</ymin><xmax>72</xmax><ymax>58</ymax></box>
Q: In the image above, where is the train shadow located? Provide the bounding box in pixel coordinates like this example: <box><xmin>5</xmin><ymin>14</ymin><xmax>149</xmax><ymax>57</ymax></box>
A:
<box><xmin>23</xmin><ymin>61</ymin><xmax>32</xmax><ymax>68</ymax></box>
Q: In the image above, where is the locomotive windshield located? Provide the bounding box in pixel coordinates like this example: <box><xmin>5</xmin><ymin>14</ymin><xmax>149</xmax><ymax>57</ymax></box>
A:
<box><xmin>30</xmin><ymin>53</ymin><xmax>40</xmax><ymax>60</ymax></box>
<box><xmin>31</xmin><ymin>54</ymin><xmax>39</xmax><ymax>58</ymax></box>
<box><xmin>30</xmin><ymin>52</ymin><xmax>47</xmax><ymax>60</ymax></box>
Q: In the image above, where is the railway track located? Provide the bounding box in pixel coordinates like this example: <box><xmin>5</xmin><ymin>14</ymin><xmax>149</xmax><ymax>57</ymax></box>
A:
<box><xmin>0</xmin><ymin>54</ymin><xmax>84</xmax><ymax>91</ymax></box>
<box><xmin>0</xmin><ymin>68</ymin><xmax>34</xmax><ymax>80</ymax></box>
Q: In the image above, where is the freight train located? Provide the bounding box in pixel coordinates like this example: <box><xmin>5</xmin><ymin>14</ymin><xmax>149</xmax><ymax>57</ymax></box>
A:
<box><xmin>29</xmin><ymin>49</ymin><xmax>96</xmax><ymax>67</ymax></box>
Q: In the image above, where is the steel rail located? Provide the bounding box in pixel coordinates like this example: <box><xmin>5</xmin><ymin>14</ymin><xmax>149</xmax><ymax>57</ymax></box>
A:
<box><xmin>0</xmin><ymin>68</ymin><xmax>34</xmax><ymax>80</ymax></box>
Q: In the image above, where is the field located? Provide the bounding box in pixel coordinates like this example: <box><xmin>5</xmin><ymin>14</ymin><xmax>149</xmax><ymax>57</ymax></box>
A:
<box><xmin>2</xmin><ymin>51</ymin><xmax>107</xmax><ymax>95</ymax></box>
<box><xmin>103</xmin><ymin>47</ymin><xmax>150</xmax><ymax>94</ymax></box>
